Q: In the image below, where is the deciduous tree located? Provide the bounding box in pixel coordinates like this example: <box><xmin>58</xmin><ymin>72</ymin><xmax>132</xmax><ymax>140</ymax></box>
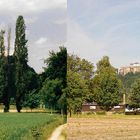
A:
<box><xmin>129</xmin><ymin>79</ymin><xmax>140</xmax><ymax>109</ymax></box>
<box><xmin>93</xmin><ymin>56</ymin><xmax>122</xmax><ymax>111</ymax></box>
<box><xmin>42</xmin><ymin>47</ymin><xmax>67</xmax><ymax>114</ymax></box>
<box><xmin>67</xmin><ymin>70</ymin><xmax>88</xmax><ymax>116</ymax></box>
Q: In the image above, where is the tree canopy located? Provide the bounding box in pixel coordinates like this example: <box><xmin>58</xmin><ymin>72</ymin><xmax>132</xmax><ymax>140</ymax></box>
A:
<box><xmin>129</xmin><ymin>79</ymin><xmax>140</xmax><ymax>109</ymax></box>
<box><xmin>93</xmin><ymin>56</ymin><xmax>122</xmax><ymax>110</ymax></box>
<box><xmin>14</xmin><ymin>15</ymin><xmax>28</xmax><ymax>112</ymax></box>
<box><xmin>67</xmin><ymin>54</ymin><xmax>94</xmax><ymax>115</ymax></box>
<box><xmin>40</xmin><ymin>47</ymin><xmax>67</xmax><ymax>114</ymax></box>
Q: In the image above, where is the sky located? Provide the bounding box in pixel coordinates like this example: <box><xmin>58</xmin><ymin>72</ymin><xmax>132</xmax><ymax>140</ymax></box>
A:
<box><xmin>0</xmin><ymin>0</ymin><xmax>66</xmax><ymax>73</ymax></box>
<box><xmin>67</xmin><ymin>0</ymin><xmax>140</xmax><ymax>69</ymax></box>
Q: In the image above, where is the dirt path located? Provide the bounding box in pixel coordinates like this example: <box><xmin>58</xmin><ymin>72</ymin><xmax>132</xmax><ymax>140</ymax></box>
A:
<box><xmin>48</xmin><ymin>124</ymin><xmax>66</xmax><ymax>140</ymax></box>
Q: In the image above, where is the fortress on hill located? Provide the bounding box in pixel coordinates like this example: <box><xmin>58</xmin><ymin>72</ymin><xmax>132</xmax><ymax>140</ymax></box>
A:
<box><xmin>119</xmin><ymin>62</ymin><xmax>140</xmax><ymax>75</ymax></box>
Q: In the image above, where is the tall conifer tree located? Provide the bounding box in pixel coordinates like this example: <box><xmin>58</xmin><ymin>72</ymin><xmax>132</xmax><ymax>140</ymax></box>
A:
<box><xmin>14</xmin><ymin>16</ymin><xmax>28</xmax><ymax>112</ymax></box>
<box><xmin>0</xmin><ymin>30</ymin><xmax>9</xmax><ymax>112</ymax></box>
<box><xmin>0</xmin><ymin>30</ymin><xmax>6</xmax><ymax>101</ymax></box>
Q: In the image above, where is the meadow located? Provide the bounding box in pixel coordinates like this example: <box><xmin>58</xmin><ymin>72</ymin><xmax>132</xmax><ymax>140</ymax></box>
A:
<box><xmin>0</xmin><ymin>113</ymin><xmax>64</xmax><ymax>140</ymax></box>
<box><xmin>67</xmin><ymin>114</ymin><xmax>140</xmax><ymax>140</ymax></box>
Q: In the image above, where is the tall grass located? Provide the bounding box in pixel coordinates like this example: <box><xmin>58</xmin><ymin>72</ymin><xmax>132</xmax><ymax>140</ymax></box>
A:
<box><xmin>0</xmin><ymin>113</ymin><xmax>64</xmax><ymax>140</ymax></box>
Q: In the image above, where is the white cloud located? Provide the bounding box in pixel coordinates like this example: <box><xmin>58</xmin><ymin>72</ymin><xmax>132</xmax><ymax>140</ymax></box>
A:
<box><xmin>0</xmin><ymin>22</ymin><xmax>6</xmax><ymax>29</ymax></box>
<box><xmin>28</xmin><ymin>39</ymin><xmax>61</xmax><ymax>73</ymax></box>
<box><xmin>53</xmin><ymin>19</ymin><xmax>67</xmax><ymax>25</ymax></box>
<box><xmin>0</xmin><ymin>0</ymin><xmax>66</xmax><ymax>16</ymax></box>
<box><xmin>35</xmin><ymin>37</ymin><xmax>48</xmax><ymax>45</ymax></box>
<box><xmin>0</xmin><ymin>0</ymin><xmax>66</xmax><ymax>73</ymax></box>
<box><xmin>24</xmin><ymin>17</ymin><xmax>38</xmax><ymax>24</ymax></box>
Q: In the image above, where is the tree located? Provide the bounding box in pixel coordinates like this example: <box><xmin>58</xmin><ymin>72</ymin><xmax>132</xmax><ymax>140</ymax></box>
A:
<box><xmin>67</xmin><ymin>70</ymin><xmax>89</xmax><ymax>116</ymax></box>
<box><xmin>67</xmin><ymin>54</ymin><xmax>94</xmax><ymax>116</ymax></box>
<box><xmin>44</xmin><ymin>47</ymin><xmax>67</xmax><ymax>86</ymax></box>
<box><xmin>3</xmin><ymin>27</ymin><xmax>13</xmax><ymax>112</ymax></box>
<box><xmin>57</xmin><ymin>89</ymin><xmax>67</xmax><ymax>115</ymax></box>
<box><xmin>20</xmin><ymin>66</ymin><xmax>40</xmax><ymax>110</ymax></box>
<box><xmin>129</xmin><ymin>79</ymin><xmax>140</xmax><ymax>109</ymax></box>
<box><xmin>93</xmin><ymin>56</ymin><xmax>122</xmax><ymax>111</ymax></box>
<box><xmin>25</xmin><ymin>66</ymin><xmax>40</xmax><ymax>92</ymax></box>
<box><xmin>42</xmin><ymin>47</ymin><xmax>67</xmax><ymax>114</ymax></box>
<box><xmin>0</xmin><ymin>30</ymin><xmax>9</xmax><ymax>112</ymax></box>
<box><xmin>14</xmin><ymin>15</ymin><xmax>28</xmax><ymax>112</ymax></box>
<box><xmin>119</xmin><ymin>72</ymin><xmax>140</xmax><ymax>90</ymax></box>
<box><xmin>23</xmin><ymin>90</ymin><xmax>40</xmax><ymax>111</ymax></box>
<box><xmin>0</xmin><ymin>30</ymin><xmax>5</xmax><ymax>101</ymax></box>
<box><xmin>39</xmin><ymin>79</ymin><xmax>62</xmax><ymax>113</ymax></box>
<box><xmin>5</xmin><ymin>27</ymin><xmax>13</xmax><ymax>112</ymax></box>
<box><xmin>67</xmin><ymin>54</ymin><xmax>94</xmax><ymax>102</ymax></box>
<box><xmin>68</xmin><ymin>55</ymin><xmax>94</xmax><ymax>80</ymax></box>
<box><xmin>7</xmin><ymin>56</ymin><xmax>16</xmax><ymax>103</ymax></box>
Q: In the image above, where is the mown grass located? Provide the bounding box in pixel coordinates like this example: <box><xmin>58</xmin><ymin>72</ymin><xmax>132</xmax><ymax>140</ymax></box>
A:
<box><xmin>0</xmin><ymin>113</ymin><xmax>64</xmax><ymax>140</ymax></box>
<box><xmin>67</xmin><ymin>114</ymin><xmax>140</xmax><ymax>140</ymax></box>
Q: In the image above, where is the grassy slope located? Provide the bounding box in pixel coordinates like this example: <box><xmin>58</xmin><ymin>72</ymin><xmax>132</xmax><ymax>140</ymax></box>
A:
<box><xmin>0</xmin><ymin>113</ymin><xmax>64</xmax><ymax>140</ymax></box>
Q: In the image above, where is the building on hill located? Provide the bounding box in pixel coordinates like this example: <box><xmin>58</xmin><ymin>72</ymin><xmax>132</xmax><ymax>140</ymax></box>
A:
<box><xmin>119</xmin><ymin>62</ymin><xmax>140</xmax><ymax>75</ymax></box>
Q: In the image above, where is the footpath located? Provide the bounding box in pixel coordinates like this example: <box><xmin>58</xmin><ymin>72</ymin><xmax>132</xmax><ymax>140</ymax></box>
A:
<box><xmin>48</xmin><ymin>124</ymin><xmax>66</xmax><ymax>140</ymax></box>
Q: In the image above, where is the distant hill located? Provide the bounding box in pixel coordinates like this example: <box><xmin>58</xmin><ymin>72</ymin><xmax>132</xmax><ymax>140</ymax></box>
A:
<box><xmin>119</xmin><ymin>72</ymin><xmax>140</xmax><ymax>89</ymax></box>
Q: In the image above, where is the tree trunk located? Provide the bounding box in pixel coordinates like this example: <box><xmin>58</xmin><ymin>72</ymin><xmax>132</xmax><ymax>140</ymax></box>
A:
<box><xmin>16</xmin><ymin>100</ymin><xmax>21</xmax><ymax>113</ymax></box>
<box><xmin>51</xmin><ymin>106</ymin><xmax>53</xmax><ymax>114</ymax></box>
<box><xmin>69</xmin><ymin>110</ymin><xmax>72</xmax><ymax>117</ymax></box>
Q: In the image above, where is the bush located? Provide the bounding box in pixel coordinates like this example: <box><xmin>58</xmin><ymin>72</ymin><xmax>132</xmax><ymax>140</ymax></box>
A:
<box><xmin>96</xmin><ymin>111</ymin><xmax>106</xmax><ymax>115</ymax></box>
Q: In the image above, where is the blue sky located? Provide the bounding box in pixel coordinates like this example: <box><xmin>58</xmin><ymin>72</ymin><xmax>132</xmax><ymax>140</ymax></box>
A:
<box><xmin>68</xmin><ymin>0</ymin><xmax>140</xmax><ymax>68</ymax></box>
<box><xmin>0</xmin><ymin>0</ymin><xmax>66</xmax><ymax>73</ymax></box>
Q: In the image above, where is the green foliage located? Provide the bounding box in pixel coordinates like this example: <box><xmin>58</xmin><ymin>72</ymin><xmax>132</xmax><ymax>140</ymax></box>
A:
<box><xmin>14</xmin><ymin>16</ymin><xmax>28</xmax><ymax>112</ymax></box>
<box><xmin>96</xmin><ymin>111</ymin><xmax>106</xmax><ymax>115</ymax></box>
<box><xmin>40</xmin><ymin>79</ymin><xmax>62</xmax><ymax>110</ymax></box>
<box><xmin>0</xmin><ymin>30</ymin><xmax>10</xmax><ymax>112</ymax></box>
<box><xmin>129</xmin><ymin>79</ymin><xmax>140</xmax><ymax>109</ymax></box>
<box><xmin>14</xmin><ymin>15</ymin><xmax>28</xmax><ymax>64</ymax></box>
<box><xmin>67</xmin><ymin>54</ymin><xmax>94</xmax><ymax>115</ymax></box>
<box><xmin>41</xmin><ymin>47</ymin><xmax>67</xmax><ymax>114</ymax></box>
<box><xmin>118</xmin><ymin>72</ymin><xmax>140</xmax><ymax>104</ymax></box>
<box><xmin>57</xmin><ymin>88</ymin><xmax>67</xmax><ymax>114</ymax></box>
<box><xmin>96</xmin><ymin>56</ymin><xmax>115</xmax><ymax>73</ymax></box>
<box><xmin>7</xmin><ymin>56</ymin><xmax>16</xmax><ymax>98</ymax></box>
<box><xmin>0</xmin><ymin>30</ymin><xmax>6</xmax><ymax>101</ymax></box>
<box><xmin>44</xmin><ymin>47</ymin><xmax>67</xmax><ymax>87</ymax></box>
<box><xmin>23</xmin><ymin>90</ymin><xmax>41</xmax><ymax>110</ymax></box>
<box><xmin>68</xmin><ymin>54</ymin><xmax>94</xmax><ymax>80</ymax></box>
<box><xmin>67</xmin><ymin>70</ymin><xmax>89</xmax><ymax>115</ymax></box>
<box><xmin>24</xmin><ymin>66</ymin><xmax>40</xmax><ymax>94</ymax></box>
<box><xmin>0</xmin><ymin>16</ymin><xmax>66</xmax><ymax>114</ymax></box>
<box><xmin>119</xmin><ymin>72</ymin><xmax>140</xmax><ymax>90</ymax></box>
<box><xmin>93</xmin><ymin>56</ymin><xmax>122</xmax><ymax>111</ymax></box>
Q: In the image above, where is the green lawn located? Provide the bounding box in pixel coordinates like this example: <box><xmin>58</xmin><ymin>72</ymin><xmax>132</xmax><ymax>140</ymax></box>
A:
<box><xmin>0</xmin><ymin>113</ymin><xmax>64</xmax><ymax>140</ymax></box>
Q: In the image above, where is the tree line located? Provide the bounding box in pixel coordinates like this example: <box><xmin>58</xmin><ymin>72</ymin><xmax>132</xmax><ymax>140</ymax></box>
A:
<box><xmin>67</xmin><ymin>54</ymin><xmax>140</xmax><ymax>115</ymax></box>
<box><xmin>0</xmin><ymin>15</ymin><xmax>66</xmax><ymax>114</ymax></box>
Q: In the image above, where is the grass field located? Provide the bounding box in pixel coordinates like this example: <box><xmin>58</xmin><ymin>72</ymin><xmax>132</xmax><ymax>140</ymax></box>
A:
<box><xmin>67</xmin><ymin>114</ymin><xmax>140</xmax><ymax>140</ymax></box>
<box><xmin>0</xmin><ymin>113</ymin><xmax>64</xmax><ymax>140</ymax></box>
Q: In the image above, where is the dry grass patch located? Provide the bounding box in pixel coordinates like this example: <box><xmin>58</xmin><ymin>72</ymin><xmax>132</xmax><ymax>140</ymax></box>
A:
<box><xmin>67</xmin><ymin>115</ymin><xmax>140</xmax><ymax>140</ymax></box>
